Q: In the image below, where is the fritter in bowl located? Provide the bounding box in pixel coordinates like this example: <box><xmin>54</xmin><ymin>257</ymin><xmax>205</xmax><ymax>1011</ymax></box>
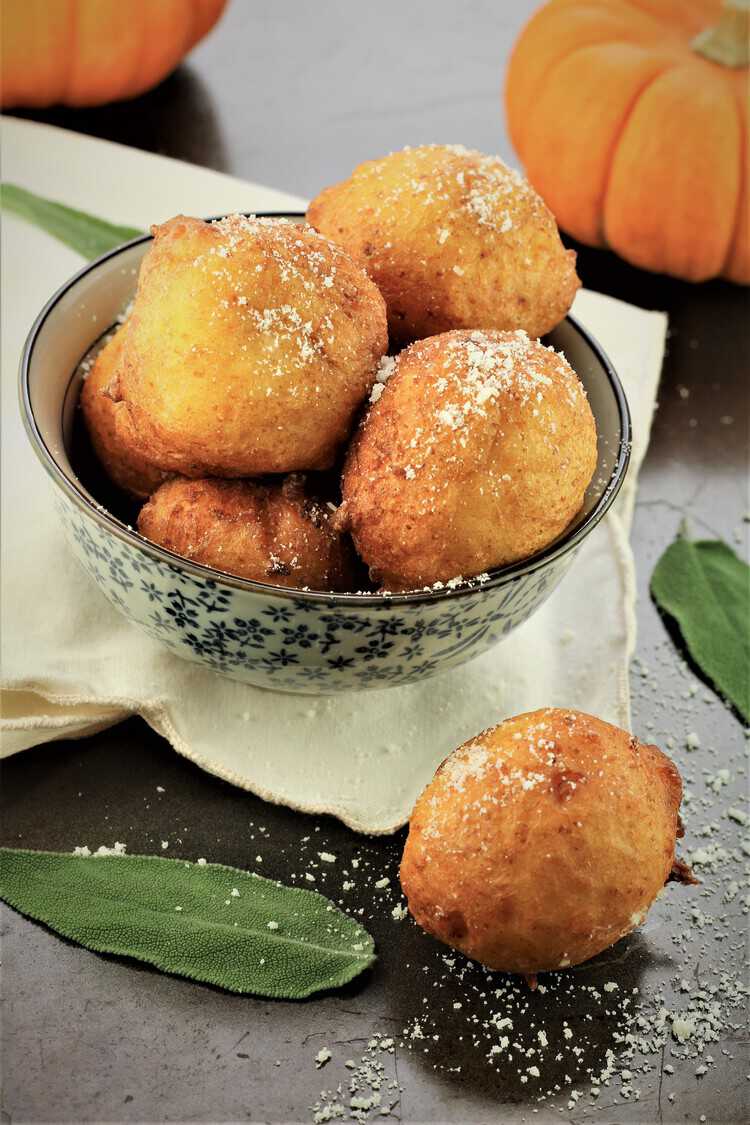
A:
<box><xmin>307</xmin><ymin>144</ymin><xmax>579</xmax><ymax>344</ymax></box>
<box><xmin>336</xmin><ymin>329</ymin><xmax>597</xmax><ymax>591</ymax></box>
<box><xmin>137</xmin><ymin>475</ymin><xmax>357</xmax><ymax>593</ymax></box>
<box><xmin>80</xmin><ymin>325</ymin><xmax>168</xmax><ymax>499</ymax></box>
<box><xmin>400</xmin><ymin>709</ymin><xmax>689</xmax><ymax>975</ymax></box>
<box><xmin>111</xmin><ymin>214</ymin><xmax>388</xmax><ymax>477</ymax></box>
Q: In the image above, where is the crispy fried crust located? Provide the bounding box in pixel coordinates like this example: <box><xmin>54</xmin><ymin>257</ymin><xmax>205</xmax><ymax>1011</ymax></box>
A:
<box><xmin>137</xmin><ymin>475</ymin><xmax>357</xmax><ymax>593</ymax></box>
<box><xmin>338</xmin><ymin>329</ymin><xmax>597</xmax><ymax>591</ymax></box>
<box><xmin>307</xmin><ymin>144</ymin><xmax>580</xmax><ymax>345</ymax></box>
<box><xmin>400</xmin><ymin>709</ymin><xmax>685</xmax><ymax>974</ymax></box>
<box><xmin>113</xmin><ymin>215</ymin><xmax>388</xmax><ymax>477</ymax></box>
<box><xmin>79</xmin><ymin>326</ymin><xmax>168</xmax><ymax>499</ymax></box>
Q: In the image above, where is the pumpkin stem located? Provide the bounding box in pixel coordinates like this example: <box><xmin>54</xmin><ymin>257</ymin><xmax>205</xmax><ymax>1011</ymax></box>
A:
<box><xmin>692</xmin><ymin>0</ymin><xmax>750</xmax><ymax>67</ymax></box>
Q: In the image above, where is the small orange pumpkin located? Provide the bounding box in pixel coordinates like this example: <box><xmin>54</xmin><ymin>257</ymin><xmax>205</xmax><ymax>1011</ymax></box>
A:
<box><xmin>505</xmin><ymin>0</ymin><xmax>749</xmax><ymax>283</ymax></box>
<box><xmin>1</xmin><ymin>0</ymin><xmax>227</xmax><ymax>109</ymax></box>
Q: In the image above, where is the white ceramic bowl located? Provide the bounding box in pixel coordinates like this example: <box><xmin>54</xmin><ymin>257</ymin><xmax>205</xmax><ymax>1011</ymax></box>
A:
<box><xmin>20</xmin><ymin>214</ymin><xmax>631</xmax><ymax>694</ymax></box>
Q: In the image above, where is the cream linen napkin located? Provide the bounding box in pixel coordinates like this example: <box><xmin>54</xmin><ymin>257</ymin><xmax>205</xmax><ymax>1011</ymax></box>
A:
<box><xmin>0</xmin><ymin>119</ymin><xmax>666</xmax><ymax>834</ymax></box>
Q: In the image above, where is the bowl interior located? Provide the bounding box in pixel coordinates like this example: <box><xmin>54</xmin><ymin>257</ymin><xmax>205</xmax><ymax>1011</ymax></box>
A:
<box><xmin>23</xmin><ymin>216</ymin><xmax>630</xmax><ymax>602</ymax></box>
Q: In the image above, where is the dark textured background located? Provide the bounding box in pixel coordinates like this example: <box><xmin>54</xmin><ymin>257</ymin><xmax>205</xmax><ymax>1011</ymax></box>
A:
<box><xmin>4</xmin><ymin>2</ymin><xmax>749</xmax><ymax>1122</ymax></box>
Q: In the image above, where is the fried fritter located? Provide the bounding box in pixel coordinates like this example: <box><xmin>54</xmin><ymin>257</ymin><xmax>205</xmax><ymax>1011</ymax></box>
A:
<box><xmin>79</xmin><ymin>326</ymin><xmax>168</xmax><ymax>499</ymax></box>
<box><xmin>137</xmin><ymin>475</ymin><xmax>357</xmax><ymax>592</ymax></box>
<box><xmin>400</xmin><ymin>709</ymin><xmax>687</xmax><ymax>975</ymax></box>
<box><xmin>307</xmin><ymin>144</ymin><xmax>579</xmax><ymax>344</ymax></box>
<box><xmin>336</xmin><ymin>329</ymin><xmax>597</xmax><ymax>591</ymax></box>
<box><xmin>111</xmin><ymin>215</ymin><xmax>388</xmax><ymax>477</ymax></box>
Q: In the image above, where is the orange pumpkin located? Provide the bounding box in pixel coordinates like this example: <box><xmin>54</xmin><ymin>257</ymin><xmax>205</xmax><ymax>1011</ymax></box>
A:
<box><xmin>505</xmin><ymin>0</ymin><xmax>749</xmax><ymax>283</ymax></box>
<box><xmin>1</xmin><ymin>0</ymin><xmax>227</xmax><ymax>109</ymax></box>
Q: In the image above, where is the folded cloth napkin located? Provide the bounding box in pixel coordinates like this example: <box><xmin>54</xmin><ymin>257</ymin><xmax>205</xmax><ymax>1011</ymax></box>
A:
<box><xmin>0</xmin><ymin>119</ymin><xmax>666</xmax><ymax>833</ymax></box>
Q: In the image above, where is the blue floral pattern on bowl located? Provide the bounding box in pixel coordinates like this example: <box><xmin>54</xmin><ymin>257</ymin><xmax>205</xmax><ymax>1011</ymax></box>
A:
<box><xmin>56</xmin><ymin>494</ymin><xmax>575</xmax><ymax>693</ymax></box>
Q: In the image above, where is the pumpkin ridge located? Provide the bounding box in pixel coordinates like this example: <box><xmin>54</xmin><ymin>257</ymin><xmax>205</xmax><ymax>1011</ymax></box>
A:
<box><xmin>527</xmin><ymin>40</ymin><xmax>677</xmax><ymax>245</ymax></box>
<box><xmin>721</xmin><ymin>91</ymin><xmax>747</xmax><ymax>277</ymax></box>
<box><xmin>119</xmin><ymin>1</ymin><xmax>150</xmax><ymax>102</ymax></box>
<box><xmin>598</xmin><ymin>61</ymin><xmax>677</xmax><ymax>248</ymax></box>
<box><xmin>505</xmin><ymin>1</ymin><xmax>660</xmax><ymax>158</ymax></box>
<box><xmin>573</xmin><ymin>0</ymin><xmax>688</xmax><ymax>43</ymax></box>
<box><xmin>604</xmin><ymin>62</ymin><xmax>740</xmax><ymax>279</ymax></box>
<box><xmin>613</xmin><ymin>0</ymin><xmax>675</xmax><ymax>39</ymax></box>
<box><xmin>1</xmin><ymin>0</ymin><xmax>225</xmax><ymax>110</ymax></box>
<box><xmin>62</xmin><ymin>0</ymin><xmax>78</xmax><ymax>105</ymax></box>
<box><xmin>617</xmin><ymin>0</ymin><xmax>716</xmax><ymax>39</ymax></box>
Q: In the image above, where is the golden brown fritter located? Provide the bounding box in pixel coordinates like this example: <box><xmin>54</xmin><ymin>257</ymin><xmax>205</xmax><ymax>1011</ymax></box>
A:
<box><xmin>400</xmin><ymin>709</ymin><xmax>686</xmax><ymax>975</ymax></box>
<box><xmin>307</xmin><ymin>144</ymin><xmax>579</xmax><ymax>345</ymax></box>
<box><xmin>111</xmin><ymin>214</ymin><xmax>388</xmax><ymax>477</ymax></box>
<box><xmin>137</xmin><ymin>475</ymin><xmax>357</xmax><ymax>592</ymax></box>
<box><xmin>79</xmin><ymin>326</ymin><xmax>168</xmax><ymax>499</ymax></box>
<box><xmin>336</xmin><ymin>329</ymin><xmax>597</xmax><ymax>591</ymax></box>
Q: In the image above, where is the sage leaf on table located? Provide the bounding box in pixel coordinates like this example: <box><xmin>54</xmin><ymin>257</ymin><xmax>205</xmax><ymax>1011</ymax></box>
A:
<box><xmin>650</xmin><ymin>528</ymin><xmax>750</xmax><ymax>722</ymax></box>
<box><xmin>1</xmin><ymin>183</ymin><xmax>142</xmax><ymax>259</ymax></box>
<box><xmin>0</xmin><ymin>849</ymin><xmax>375</xmax><ymax>998</ymax></box>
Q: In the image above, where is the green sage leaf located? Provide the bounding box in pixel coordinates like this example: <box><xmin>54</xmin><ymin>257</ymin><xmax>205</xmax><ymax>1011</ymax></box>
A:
<box><xmin>1</xmin><ymin>183</ymin><xmax>142</xmax><ymax>259</ymax></box>
<box><xmin>650</xmin><ymin>529</ymin><xmax>750</xmax><ymax>722</ymax></box>
<box><xmin>0</xmin><ymin>848</ymin><xmax>375</xmax><ymax>998</ymax></box>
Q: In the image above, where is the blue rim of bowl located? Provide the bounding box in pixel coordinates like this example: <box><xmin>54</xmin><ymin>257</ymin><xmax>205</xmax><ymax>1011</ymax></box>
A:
<box><xmin>19</xmin><ymin>211</ymin><xmax>632</xmax><ymax>608</ymax></box>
